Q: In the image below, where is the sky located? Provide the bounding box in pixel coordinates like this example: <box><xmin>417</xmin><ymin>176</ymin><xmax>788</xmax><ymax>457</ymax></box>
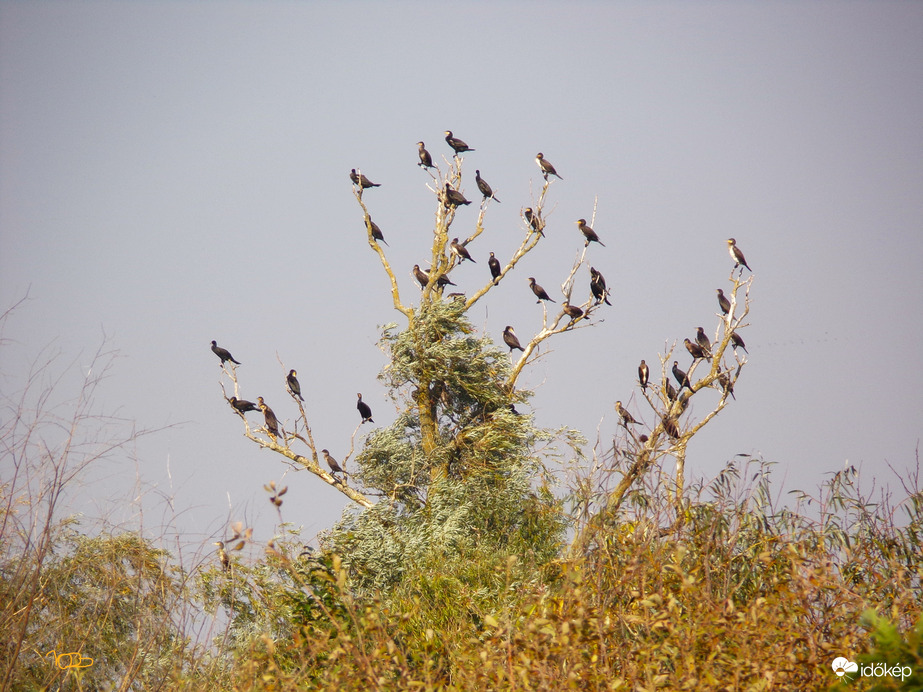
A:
<box><xmin>2</xmin><ymin>1</ymin><xmax>922</xmax><ymax>554</ymax></box>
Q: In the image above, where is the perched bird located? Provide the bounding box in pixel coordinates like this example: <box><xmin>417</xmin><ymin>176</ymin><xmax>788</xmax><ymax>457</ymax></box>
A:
<box><xmin>214</xmin><ymin>541</ymin><xmax>230</xmax><ymax>572</ymax></box>
<box><xmin>413</xmin><ymin>264</ymin><xmax>429</xmax><ymax>288</ymax></box>
<box><xmin>662</xmin><ymin>416</ymin><xmax>680</xmax><ymax>440</ymax></box>
<box><xmin>443</xmin><ymin>183</ymin><xmax>471</xmax><ymax>207</ymax></box>
<box><xmin>523</xmin><ymin>207</ymin><xmax>544</xmax><ymax>236</ymax></box>
<box><xmin>365</xmin><ymin>215</ymin><xmax>388</xmax><ymax>246</ymax></box>
<box><xmin>287</xmin><ymin>369</ymin><xmax>304</xmax><ymax>401</ymax></box>
<box><xmin>727</xmin><ymin>238</ymin><xmax>751</xmax><ymax>272</ymax></box>
<box><xmin>528</xmin><ymin>277</ymin><xmax>556</xmax><ymax>304</ymax></box>
<box><xmin>730</xmin><ymin>331</ymin><xmax>748</xmax><ymax>353</ymax></box>
<box><xmin>562</xmin><ymin>302</ymin><xmax>584</xmax><ymax>322</ymax></box>
<box><xmin>535</xmin><ymin>152</ymin><xmax>563</xmax><ymax>180</ymax></box>
<box><xmin>695</xmin><ymin>327</ymin><xmax>712</xmax><ymax>356</ymax></box>
<box><xmin>322</xmin><ymin>449</ymin><xmax>345</xmax><ymax>476</ymax></box>
<box><xmin>444</xmin><ymin>130</ymin><xmax>474</xmax><ymax>155</ymax></box>
<box><xmin>663</xmin><ymin>378</ymin><xmax>678</xmax><ymax>403</ymax></box>
<box><xmin>615</xmin><ymin>400</ymin><xmax>639</xmax><ymax>426</ymax></box>
<box><xmin>672</xmin><ymin>361</ymin><xmax>694</xmax><ymax>392</ymax></box>
<box><xmin>503</xmin><ymin>326</ymin><xmax>525</xmax><ymax>352</ymax></box>
<box><xmin>717</xmin><ymin>371</ymin><xmax>736</xmax><ymax>400</ymax></box>
<box><xmin>684</xmin><ymin>338</ymin><xmax>707</xmax><ymax>361</ymax></box>
<box><xmin>349</xmin><ymin>169</ymin><xmax>380</xmax><ymax>189</ymax></box>
<box><xmin>451</xmin><ymin>238</ymin><xmax>476</xmax><ymax>263</ymax></box>
<box><xmin>257</xmin><ymin>397</ymin><xmax>280</xmax><ymax>439</ymax></box>
<box><xmin>509</xmin><ymin>404</ymin><xmax>521</xmax><ymax>416</ymax></box>
<box><xmin>576</xmin><ymin>219</ymin><xmax>605</xmax><ymax>247</ymax></box>
<box><xmin>488</xmin><ymin>252</ymin><xmax>502</xmax><ymax>284</ymax></box>
<box><xmin>211</xmin><ymin>340</ymin><xmax>241</xmax><ymax>366</ymax></box>
<box><xmin>475</xmin><ymin>170</ymin><xmax>500</xmax><ymax>202</ymax></box>
<box><xmin>589</xmin><ymin>267</ymin><xmax>612</xmax><ymax>306</ymax></box>
<box><xmin>417</xmin><ymin>141</ymin><xmax>434</xmax><ymax>169</ymax></box>
<box><xmin>356</xmin><ymin>393</ymin><xmax>374</xmax><ymax>423</ymax></box>
<box><xmin>638</xmin><ymin>360</ymin><xmax>649</xmax><ymax>392</ymax></box>
<box><xmin>717</xmin><ymin>288</ymin><xmax>731</xmax><ymax>316</ymax></box>
<box><xmin>229</xmin><ymin>396</ymin><xmax>259</xmax><ymax>413</ymax></box>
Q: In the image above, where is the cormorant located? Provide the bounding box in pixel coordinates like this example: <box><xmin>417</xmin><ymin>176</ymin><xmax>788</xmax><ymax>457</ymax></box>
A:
<box><xmin>287</xmin><ymin>369</ymin><xmax>304</xmax><ymax>401</ymax></box>
<box><xmin>727</xmin><ymin>238</ymin><xmax>751</xmax><ymax>271</ymax></box>
<box><xmin>638</xmin><ymin>360</ymin><xmax>649</xmax><ymax>392</ymax></box>
<box><xmin>213</xmin><ymin>541</ymin><xmax>230</xmax><ymax>572</ymax></box>
<box><xmin>615</xmin><ymin>400</ymin><xmax>639</xmax><ymax>426</ymax></box>
<box><xmin>451</xmin><ymin>238</ymin><xmax>475</xmax><ymax>263</ymax></box>
<box><xmin>257</xmin><ymin>397</ymin><xmax>280</xmax><ymax>439</ymax></box>
<box><xmin>589</xmin><ymin>267</ymin><xmax>612</xmax><ymax>305</ymax></box>
<box><xmin>417</xmin><ymin>141</ymin><xmax>434</xmax><ymax>169</ymax></box>
<box><xmin>229</xmin><ymin>396</ymin><xmax>259</xmax><ymax>413</ymax></box>
<box><xmin>717</xmin><ymin>371</ymin><xmax>736</xmax><ymax>400</ymax></box>
<box><xmin>663</xmin><ymin>378</ymin><xmax>677</xmax><ymax>403</ymax></box>
<box><xmin>349</xmin><ymin>169</ymin><xmax>380</xmax><ymax>189</ymax></box>
<box><xmin>662</xmin><ymin>416</ymin><xmax>680</xmax><ymax>440</ymax></box>
<box><xmin>576</xmin><ymin>219</ymin><xmax>605</xmax><ymax>247</ymax></box>
<box><xmin>365</xmin><ymin>215</ymin><xmax>388</xmax><ymax>246</ymax></box>
<box><xmin>322</xmin><ymin>449</ymin><xmax>345</xmax><ymax>476</ymax></box>
<box><xmin>211</xmin><ymin>340</ymin><xmax>240</xmax><ymax>366</ymax></box>
<box><xmin>695</xmin><ymin>327</ymin><xmax>712</xmax><ymax>356</ymax></box>
<box><xmin>528</xmin><ymin>277</ymin><xmax>556</xmax><ymax>303</ymax></box>
<box><xmin>414</xmin><ymin>265</ymin><xmax>455</xmax><ymax>288</ymax></box>
<box><xmin>443</xmin><ymin>183</ymin><xmax>471</xmax><ymax>207</ymax></box>
<box><xmin>444</xmin><ymin>130</ymin><xmax>474</xmax><ymax>155</ymax></box>
<box><xmin>717</xmin><ymin>288</ymin><xmax>731</xmax><ymax>316</ymax></box>
<box><xmin>357</xmin><ymin>393</ymin><xmax>373</xmax><ymax>423</ymax></box>
<box><xmin>684</xmin><ymin>338</ymin><xmax>707</xmax><ymax>361</ymax></box>
<box><xmin>523</xmin><ymin>207</ymin><xmax>544</xmax><ymax>236</ymax></box>
<box><xmin>672</xmin><ymin>361</ymin><xmax>694</xmax><ymax>392</ymax></box>
<box><xmin>730</xmin><ymin>332</ymin><xmax>748</xmax><ymax>353</ymax></box>
<box><xmin>488</xmin><ymin>252</ymin><xmax>502</xmax><ymax>284</ymax></box>
<box><xmin>562</xmin><ymin>302</ymin><xmax>584</xmax><ymax>322</ymax></box>
<box><xmin>503</xmin><ymin>326</ymin><xmax>525</xmax><ymax>352</ymax></box>
<box><xmin>535</xmin><ymin>152</ymin><xmax>562</xmax><ymax>180</ymax></box>
<box><xmin>475</xmin><ymin>170</ymin><xmax>500</xmax><ymax>202</ymax></box>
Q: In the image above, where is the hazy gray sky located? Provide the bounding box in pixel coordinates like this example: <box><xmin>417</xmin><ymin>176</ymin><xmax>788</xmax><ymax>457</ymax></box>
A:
<box><xmin>2</xmin><ymin>2</ymin><xmax>922</xmax><ymax>550</ymax></box>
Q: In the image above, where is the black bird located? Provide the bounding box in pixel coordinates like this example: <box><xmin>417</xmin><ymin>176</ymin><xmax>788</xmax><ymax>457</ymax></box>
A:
<box><xmin>662</xmin><ymin>416</ymin><xmax>680</xmax><ymax>440</ymax></box>
<box><xmin>684</xmin><ymin>338</ymin><xmax>707</xmax><ymax>361</ymax></box>
<box><xmin>475</xmin><ymin>170</ymin><xmax>500</xmax><ymax>202</ymax></box>
<box><xmin>287</xmin><ymin>369</ymin><xmax>304</xmax><ymax>401</ymax></box>
<box><xmin>322</xmin><ymin>449</ymin><xmax>345</xmax><ymax>476</ymax></box>
<box><xmin>615</xmin><ymin>400</ymin><xmax>639</xmax><ymax>426</ymax></box>
<box><xmin>229</xmin><ymin>396</ymin><xmax>259</xmax><ymax>413</ymax></box>
<box><xmin>727</xmin><ymin>238</ymin><xmax>751</xmax><ymax>271</ymax></box>
<box><xmin>663</xmin><ymin>378</ymin><xmax>678</xmax><ymax>403</ymax></box>
<box><xmin>214</xmin><ymin>542</ymin><xmax>230</xmax><ymax>572</ymax></box>
<box><xmin>535</xmin><ymin>152</ymin><xmax>562</xmax><ymax>180</ymax></box>
<box><xmin>357</xmin><ymin>393</ymin><xmax>373</xmax><ymax>424</ymax></box>
<box><xmin>589</xmin><ymin>267</ymin><xmax>612</xmax><ymax>306</ymax></box>
<box><xmin>417</xmin><ymin>141</ymin><xmax>434</xmax><ymax>169</ymax></box>
<box><xmin>444</xmin><ymin>130</ymin><xmax>474</xmax><ymax>155</ymax></box>
<box><xmin>672</xmin><ymin>361</ymin><xmax>694</xmax><ymax>392</ymax></box>
<box><xmin>717</xmin><ymin>371</ymin><xmax>736</xmax><ymax>400</ymax></box>
<box><xmin>488</xmin><ymin>252</ymin><xmax>502</xmax><ymax>284</ymax></box>
<box><xmin>576</xmin><ymin>219</ymin><xmax>605</xmax><ymax>247</ymax></box>
<box><xmin>211</xmin><ymin>340</ymin><xmax>241</xmax><ymax>366</ymax></box>
<box><xmin>365</xmin><ymin>215</ymin><xmax>388</xmax><ymax>246</ymax></box>
<box><xmin>503</xmin><ymin>326</ymin><xmax>525</xmax><ymax>352</ymax></box>
<box><xmin>696</xmin><ymin>327</ymin><xmax>712</xmax><ymax>356</ymax></box>
<box><xmin>413</xmin><ymin>264</ymin><xmax>429</xmax><ymax>288</ymax></box>
<box><xmin>528</xmin><ymin>277</ymin><xmax>556</xmax><ymax>304</ymax></box>
<box><xmin>349</xmin><ymin>169</ymin><xmax>380</xmax><ymax>189</ymax></box>
<box><xmin>717</xmin><ymin>288</ymin><xmax>731</xmax><ymax>316</ymax></box>
<box><xmin>638</xmin><ymin>360</ymin><xmax>649</xmax><ymax>392</ymax></box>
<box><xmin>450</xmin><ymin>238</ymin><xmax>475</xmax><ymax>263</ymax></box>
<box><xmin>523</xmin><ymin>207</ymin><xmax>544</xmax><ymax>236</ymax></box>
<box><xmin>562</xmin><ymin>302</ymin><xmax>584</xmax><ymax>322</ymax></box>
<box><xmin>730</xmin><ymin>331</ymin><xmax>748</xmax><ymax>353</ymax></box>
<box><xmin>257</xmin><ymin>397</ymin><xmax>280</xmax><ymax>439</ymax></box>
<box><xmin>443</xmin><ymin>183</ymin><xmax>471</xmax><ymax>207</ymax></box>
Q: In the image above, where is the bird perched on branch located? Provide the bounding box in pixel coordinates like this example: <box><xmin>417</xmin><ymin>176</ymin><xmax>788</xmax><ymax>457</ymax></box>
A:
<box><xmin>365</xmin><ymin>215</ymin><xmax>388</xmax><ymax>246</ymax></box>
<box><xmin>535</xmin><ymin>152</ymin><xmax>562</xmax><ymax>180</ymax></box>
<box><xmin>576</xmin><ymin>219</ymin><xmax>605</xmax><ymax>247</ymax></box>
<box><xmin>615</xmin><ymin>400</ymin><xmax>639</xmax><ymax>426</ymax></box>
<box><xmin>684</xmin><ymin>338</ymin><xmax>708</xmax><ymax>361</ymax></box>
<box><xmin>717</xmin><ymin>288</ymin><xmax>731</xmax><ymax>316</ymax></box>
<box><xmin>211</xmin><ymin>340</ymin><xmax>241</xmax><ymax>366</ymax></box>
<box><xmin>503</xmin><ymin>326</ymin><xmax>525</xmax><ymax>352</ymax></box>
<box><xmin>523</xmin><ymin>207</ymin><xmax>544</xmax><ymax>236</ymax></box>
<box><xmin>475</xmin><ymin>170</ymin><xmax>500</xmax><ymax>203</ymax></box>
<box><xmin>357</xmin><ymin>393</ymin><xmax>373</xmax><ymax>423</ymax></box>
<box><xmin>695</xmin><ymin>327</ymin><xmax>712</xmax><ymax>356</ymax></box>
<box><xmin>638</xmin><ymin>360</ymin><xmax>649</xmax><ymax>392</ymax></box>
<box><xmin>257</xmin><ymin>397</ymin><xmax>280</xmax><ymax>439</ymax></box>
<box><xmin>322</xmin><ymin>449</ymin><xmax>346</xmax><ymax>477</ymax></box>
<box><xmin>730</xmin><ymin>331</ymin><xmax>748</xmax><ymax>353</ymax></box>
<box><xmin>528</xmin><ymin>277</ymin><xmax>555</xmax><ymax>304</ymax></box>
<box><xmin>663</xmin><ymin>378</ymin><xmax>678</xmax><ymax>403</ymax></box>
<box><xmin>672</xmin><ymin>361</ymin><xmax>694</xmax><ymax>392</ymax></box>
<box><xmin>287</xmin><ymin>370</ymin><xmax>304</xmax><ymax>401</ymax></box>
<box><xmin>443</xmin><ymin>183</ymin><xmax>471</xmax><ymax>207</ymax></box>
<box><xmin>229</xmin><ymin>396</ymin><xmax>259</xmax><ymax>413</ymax></box>
<box><xmin>727</xmin><ymin>238</ymin><xmax>751</xmax><ymax>272</ymax></box>
<box><xmin>413</xmin><ymin>265</ymin><xmax>456</xmax><ymax>289</ymax></box>
<box><xmin>451</xmin><ymin>238</ymin><xmax>475</xmax><ymax>263</ymax></box>
<box><xmin>589</xmin><ymin>267</ymin><xmax>612</xmax><ymax>306</ymax></box>
<box><xmin>349</xmin><ymin>169</ymin><xmax>380</xmax><ymax>189</ymax></box>
<box><xmin>417</xmin><ymin>141</ymin><xmax>434</xmax><ymax>169</ymax></box>
<box><xmin>488</xmin><ymin>252</ymin><xmax>502</xmax><ymax>284</ymax></box>
<box><xmin>213</xmin><ymin>542</ymin><xmax>230</xmax><ymax>572</ymax></box>
<box><xmin>444</xmin><ymin>130</ymin><xmax>474</xmax><ymax>155</ymax></box>
<box><xmin>562</xmin><ymin>302</ymin><xmax>584</xmax><ymax>322</ymax></box>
